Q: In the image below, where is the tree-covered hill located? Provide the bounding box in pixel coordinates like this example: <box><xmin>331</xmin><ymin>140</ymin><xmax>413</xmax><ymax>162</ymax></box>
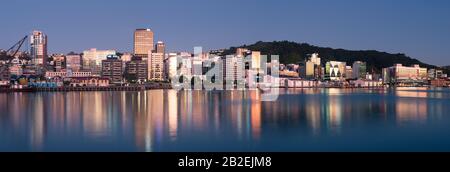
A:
<box><xmin>221</xmin><ymin>41</ymin><xmax>447</xmax><ymax>73</ymax></box>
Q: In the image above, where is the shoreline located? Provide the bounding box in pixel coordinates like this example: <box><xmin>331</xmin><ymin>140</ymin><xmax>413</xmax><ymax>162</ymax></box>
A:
<box><xmin>1</xmin><ymin>85</ymin><xmax>446</xmax><ymax>93</ymax></box>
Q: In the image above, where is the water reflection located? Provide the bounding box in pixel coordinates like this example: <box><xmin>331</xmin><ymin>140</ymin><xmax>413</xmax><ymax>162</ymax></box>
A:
<box><xmin>0</xmin><ymin>88</ymin><xmax>450</xmax><ymax>151</ymax></box>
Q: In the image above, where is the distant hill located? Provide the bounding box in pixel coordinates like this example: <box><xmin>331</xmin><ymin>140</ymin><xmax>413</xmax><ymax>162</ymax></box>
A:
<box><xmin>442</xmin><ymin>66</ymin><xmax>450</xmax><ymax>70</ymax></box>
<box><xmin>221</xmin><ymin>41</ymin><xmax>448</xmax><ymax>74</ymax></box>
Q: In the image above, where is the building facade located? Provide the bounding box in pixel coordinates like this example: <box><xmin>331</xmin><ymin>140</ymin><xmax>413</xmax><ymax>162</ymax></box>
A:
<box><xmin>134</xmin><ymin>29</ymin><xmax>154</xmax><ymax>59</ymax></box>
<box><xmin>101</xmin><ymin>55</ymin><xmax>123</xmax><ymax>84</ymax></box>
<box><xmin>66</xmin><ymin>54</ymin><xmax>82</xmax><ymax>72</ymax></box>
<box><xmin>382</xmin><ymin>64</ymin><xmax>428</xmax><ymax>84</ymax></box>
<box><xmin>155</xmin><ymin>41</ymin><xmax>165</xmax><ymax>54</ymax></box>
<box><xmin>30</xmin><ymin>30</ymin><xmax>48</xmax><ymax>65</ymax></box>
<box><xmin>325</xmin><ymin>61</ymin><xmax>346</xmax><ymax>81</ymax></box>
<box><xmin>149</xmin><ymin>52</ymin><xmax>164</xmax><ymax>81</ymax></box>
<box><xmin>224</xmin><ymin>55</ymin><xmax>244</xmax><ymax>86</ymax></box>
<box><xmin>125</xmin><ymin>56</ymin><xmax>148</xmax><ymax>83</ymax></box>
<box><xmin>352</xmin><ymin>61</ymin><xmax>367</xmax><ymax>79</ymax></box>
<box><xmin>82</xmin><ymin>48</ymin><xmax>116</xmax><ymax>76</ymax></box>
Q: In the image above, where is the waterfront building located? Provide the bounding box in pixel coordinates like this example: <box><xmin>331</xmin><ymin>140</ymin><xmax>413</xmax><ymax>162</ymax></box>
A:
<box><xmin>45</xmin><ymin>71</ymin><xmax>92</xmax><ymax>79</ymax></box>
<box><xmin>430</xmin><ymin>79</ymin><xmax>450</xmax><ymax>87</ymax></box>
<box><xmin>352</xmin><ymin>61</ymin><xmax>367</xmax><ymax>79</ymax></box>
<box><xmin>69</xmin><ymin>77</ymin><xmax>109</xmax><ymax>87</ymax></box>
<box><xmin>428</xmin><ymin>69</ymin><xmax>444</xmax><ymax>79</ymax></box>
<box><xmin>382</xmin><ymin>64</ymin><xmax>428</xmax><ymax>84</ymax></box>
<box><xmin>82</xmin><ymin>48</ymin><xmax>116</xmax><ymax>76</ymax></box>
<box><xmin>351</xmin><ymin>79</ymin><xmax>383</xmax><ymax>87</ymax></box>
<box><xmin>9</xmin><ymin>65</ymin><xmax>23</xmax><ymax>76</ymax></box>
<box><xmin>325</xmin><ymin>61</ymin><xmax>346</xmax><ymax>81</ymax></box>
<box><xmin>134</xmin><ymin>28</ymin><xmax>154</xmax><ymax>59</ymax></box>
<box><xmin>30</xmin><ymin>30</ymin><xmax>48</xmax><ymax>65</ymax></box>
<box><xmin>66</xmin><ymin>54</ymin><xmax>82</xmax><ymax>72</ymax></box>
<box><xmin>101</xmin><ymin>55</ymin><xmax>123</xmax><ymax>84</ymax></box>
<box><xmin>149</xmin><ymin>52</ymin><xmax>165</xmax><ymax>81</ymax></box>
<box><xmin>125</xmin><ymin>56</ymin><xmax>148</xmax><ymax>83</ymax></box>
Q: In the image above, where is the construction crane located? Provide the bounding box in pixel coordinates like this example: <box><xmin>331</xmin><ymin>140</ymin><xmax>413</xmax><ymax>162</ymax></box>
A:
<box><xmin>0</xmin><ymin>36</ymin><xmax>28</xmax><ymax>80</ymax></box>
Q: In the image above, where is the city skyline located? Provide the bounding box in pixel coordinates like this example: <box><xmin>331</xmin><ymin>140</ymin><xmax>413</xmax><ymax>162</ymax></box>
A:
<box><xmin>1</xmin><ymin>0</ymin><xmax>450</xmax><ymax>66</ymax></box>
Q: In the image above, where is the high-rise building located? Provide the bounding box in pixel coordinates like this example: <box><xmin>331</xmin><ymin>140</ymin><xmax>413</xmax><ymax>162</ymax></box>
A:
<box><xmin>101</xmin><ymin>55</ymin><xmax>123</xmax><ymax>84</ymax></box>
<box><xmin>66</xmin><ymin>54</ymin><xmax>82</xmax><ymax>72</ymax></box>
<box><xmin>30</xmin><ymin>30</ymin><xmax>48</xmax><ymax>65</ymax></box>
<box><xmin>166</xmin><ymin>53</ymin><xmax>178</xmax><ymax>80</ymax></box>
<box><xmin>352</xmin><ymin>61</ymin><xmax>367</xmax><ymax>79</ymax></box>
<box><xmin>82</xmin><ymin>48</ymin><xmax>116</xmax><ymax>76</ymax></box>
<box><xmin>224</xmin><ymin>55</ymin><xmax>244</xmax><ymax>86</ymax></box>
<box><xmin>125</xmin><ymin>56</ymin><xmax>148</xmax><ymax>83</ymax></box>
<box><xmin>156</xmin><ymin>41</ymin><xmax>165</xmax><ymax>54</ymax></box>
<box><xmin>134</xmin><ymin>29</ymin><xmax>154</xmax><ymax>59</ymax></box>
<box><xmin>149</xmin><ymin>52</ymin><xmax>164</xmax><ymax>81</ymax></box>
<box><xmin>251</xmin><ymin>51</ymin><xmax>261</xmax><ymax>70</ymax></box>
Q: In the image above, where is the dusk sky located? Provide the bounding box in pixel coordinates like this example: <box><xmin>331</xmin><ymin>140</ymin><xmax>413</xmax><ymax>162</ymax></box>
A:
<box><xmin>1</xmin><ymin>0</ymin><xmax>449</xmax><ymax>65</ymax></box>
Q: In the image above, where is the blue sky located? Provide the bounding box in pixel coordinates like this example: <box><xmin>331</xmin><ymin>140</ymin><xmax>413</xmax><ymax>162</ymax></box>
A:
<box><xmin>1</xmin><ymin>0</ymin><xmax>449</xmax><ymax>65</ymax></box>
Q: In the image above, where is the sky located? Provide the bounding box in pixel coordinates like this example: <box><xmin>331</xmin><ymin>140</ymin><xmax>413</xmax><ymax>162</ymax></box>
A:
<box><xmin>0</xmin><ymin>0</ymin><xmax>449</xmax><ymax>65</ymax></box>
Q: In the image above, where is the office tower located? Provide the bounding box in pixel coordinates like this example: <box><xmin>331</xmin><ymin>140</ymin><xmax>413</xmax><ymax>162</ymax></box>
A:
<box><xmin>156</xmin><ymin>41</ymin><xmax>165</xmax><ymax>54</ymax></box>
<box><xmin>224</xmin><ymin>55</ymin><xmax>244</xmax><ymax>85</ymax></box>
<box><xmin>82</xmin><ymin>48</ymin><xmax>116</xmax><ymax>76</ymax></box>
<box><xmin>66</xmin><ymin>54</ymin><xmax>82</xmax><ymax>72</ymax></box>
<box><xmin>134</xmin><ymin>28</ymin><xmax>154</xmax><ymax>59</ymax></box>
<box><xmin>352</xmin><ymin>61</ymin><xmax>367</xmax><ymax>79</ymax></box>
<box><xmin>125</xmin><ymin>56</ymin><xmax>148</xmax><ymax>83</ymax></box>
<box><xmin>149</xmin><ymin>52</ymin><xmax>164</xmax><ymax>81</ymax></box>
<box><xmin>30</xmin><ymin>30</ymin><xmax>48</xmax><ymax>65</ymax></box>
<box><xmin>101</xmin><ymin>55</ymin><xmax>123</xmax><ymax>84</ymax></box>
<box><xmin>251</xmin><ymin>51</ymin><xmax>261</xmax><ymax>70</ymax></box>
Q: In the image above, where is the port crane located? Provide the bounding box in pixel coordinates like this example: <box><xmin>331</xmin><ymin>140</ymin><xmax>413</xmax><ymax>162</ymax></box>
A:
<box><xmin>0</xmin><ymin>36</ymin><xmax>28</xmax><ymax>80</ymax></box>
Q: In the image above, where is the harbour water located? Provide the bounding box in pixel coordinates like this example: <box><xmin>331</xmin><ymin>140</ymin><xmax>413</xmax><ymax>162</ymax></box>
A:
<box><xmin>1</xmin><ymin>88</ymin><xmax>450</xmax><ymax>152</ymax></box>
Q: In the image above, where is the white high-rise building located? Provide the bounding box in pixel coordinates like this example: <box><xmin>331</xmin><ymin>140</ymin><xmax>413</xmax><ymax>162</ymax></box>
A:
<box><xmin>167</xmin><ymin>53</ymin><xmax>178</xmax><ymax>80</ymax></box>
<box><xmin>149</xmin><ymin>52</ymin><xmax>164</xmax><ymax>81</ymax></box>
<box><xmin>30</xmin><ymin>30</ymin><xmax>48</xmax><ymax>65</ymax></box>
<box><xmin>224</xmin><ymin>55</ymin><xmax>244</xmax><ymax>86</ymax></box>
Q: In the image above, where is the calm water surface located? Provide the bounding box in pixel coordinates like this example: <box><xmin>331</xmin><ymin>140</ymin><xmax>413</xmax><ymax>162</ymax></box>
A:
<box><xmin>1</xmin><ymin>88</ymin><xmax>450</xmax><ymax>152</ymax></box>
